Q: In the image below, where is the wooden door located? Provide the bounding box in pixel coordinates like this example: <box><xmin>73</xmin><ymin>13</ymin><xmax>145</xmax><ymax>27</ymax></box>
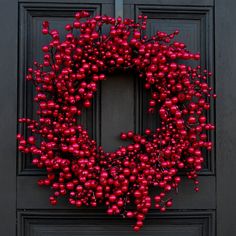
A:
<box><xmin>0</xmin><ymin>0</ymin><xmax>236</xmax><ymax>235</ymax></box>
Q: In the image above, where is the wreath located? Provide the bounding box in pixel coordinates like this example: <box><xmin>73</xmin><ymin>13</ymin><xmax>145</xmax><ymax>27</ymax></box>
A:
<box><xmin>17</xmin><ymin>11</ymin><xmax>215</xmax><ymax>231</ymax></box>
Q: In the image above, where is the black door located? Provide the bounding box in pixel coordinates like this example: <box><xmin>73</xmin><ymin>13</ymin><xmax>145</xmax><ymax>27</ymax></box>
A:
<box><xmin>0</xmin><ymin>0</ymin><xmax>236</xmax><ymax>235</ymax></box>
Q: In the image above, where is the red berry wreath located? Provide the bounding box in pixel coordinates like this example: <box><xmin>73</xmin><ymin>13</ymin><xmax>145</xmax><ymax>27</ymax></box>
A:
<box><xmin>17</xmin><ymin>11</ymin><xmax>215</xmax><ymax>231</ymax></box>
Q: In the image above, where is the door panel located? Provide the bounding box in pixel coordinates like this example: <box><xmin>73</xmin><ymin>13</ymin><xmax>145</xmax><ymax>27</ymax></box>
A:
<box><xmin>124</xmin><ymin>3</ymin><xmax>215</xmax><ymax>174</ymax></box>
<box><xmin>0</xmin><ymin>0</ymin><xmax>236</xmax><ymax>235</ymax></box>
<box><xmin>18</xmin><ymin>211</ymin><xmax>213</xmax><ymax>236</ymax></box>
<box><xmin>18</xmin><ymin>2</ymin><xmax>113</xmax><ymax>175</ymax></box>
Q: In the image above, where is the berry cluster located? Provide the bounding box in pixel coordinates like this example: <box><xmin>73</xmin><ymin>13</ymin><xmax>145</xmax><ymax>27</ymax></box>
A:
<box><xmin>17</xmin><ymin>11</ymin><xmax>215</xmax><ymax>231</ymax></box>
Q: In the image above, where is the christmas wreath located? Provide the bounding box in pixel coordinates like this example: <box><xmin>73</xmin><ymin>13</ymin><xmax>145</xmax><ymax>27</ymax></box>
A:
<box><xmin>17</xmin><ymin>11</ymin><xmax>215</xmax><ymax>231</ymax></box>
